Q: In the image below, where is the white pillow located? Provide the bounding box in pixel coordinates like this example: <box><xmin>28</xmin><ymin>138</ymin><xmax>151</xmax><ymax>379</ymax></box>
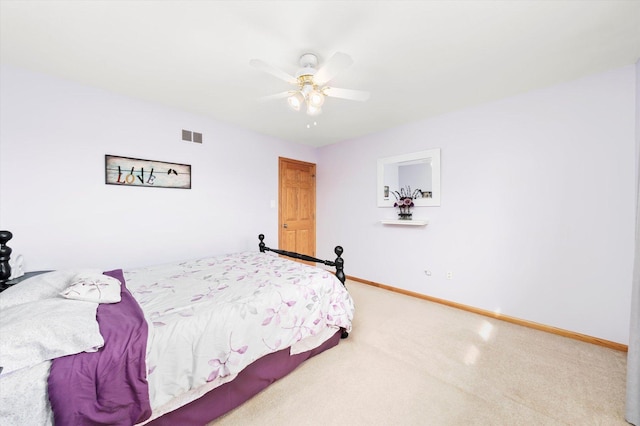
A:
<box><xmin>0</xmin><ymin>269</ymin><xmax>102</xmax><ymax>309</ymax></box>
<box><xmin>60</xmin><ymin>273</ymin><xmax>121</xmax><ymax>304</ymax></box>
<box><xmin>0</xmin><ymin>298</ymin><xmax>104</xmax><ymax>376</ymax></box>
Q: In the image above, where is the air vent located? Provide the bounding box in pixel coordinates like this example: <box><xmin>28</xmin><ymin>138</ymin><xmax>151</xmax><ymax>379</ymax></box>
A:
<box><xmin>182</xmin><ymin>129</ymin><xmax>203</xmax><ymax>143</ymax></box>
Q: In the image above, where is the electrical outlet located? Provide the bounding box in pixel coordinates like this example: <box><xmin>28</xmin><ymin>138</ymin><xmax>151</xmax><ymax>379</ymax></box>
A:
<box><xmin>446</xmin><ymin>271</ymin><xmax>453</xmax><ymax>280</ymax></box>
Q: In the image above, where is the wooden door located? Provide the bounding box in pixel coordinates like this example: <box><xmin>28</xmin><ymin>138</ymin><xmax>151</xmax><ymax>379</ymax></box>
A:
<box><xmin>279</xmin><ymin>157</ymin><xmax>316</xmax><ymax>258</ymax></box>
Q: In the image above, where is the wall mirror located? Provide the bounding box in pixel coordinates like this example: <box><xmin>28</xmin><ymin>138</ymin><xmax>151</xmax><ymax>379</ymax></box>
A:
<box><xmin>377</xmin><ymin>148</ymin><xmax>441</xmax><ymax>207</ymax></box>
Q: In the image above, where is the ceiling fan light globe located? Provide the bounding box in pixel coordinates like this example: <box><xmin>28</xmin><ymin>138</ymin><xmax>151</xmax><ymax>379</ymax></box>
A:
<box><xmin>308</xmin><ymin>90</ymin><xmax>325</xmax><ymax>107</ymax></box>
<box><xmin>287</xmin><ymin>92</ymin><xmax>304</xmax><ymax>111</ymax></box>
<box><xmin>306</xmin><ymin>103</ymin><xmax>322</xmax><ymax>116</ymax></box>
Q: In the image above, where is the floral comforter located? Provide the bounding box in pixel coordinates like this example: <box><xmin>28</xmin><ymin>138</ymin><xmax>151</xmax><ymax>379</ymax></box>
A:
<box><xmin>124</xmin><ymin>251</ymin><xmax>354</xmax><ymax>410</ymax></box>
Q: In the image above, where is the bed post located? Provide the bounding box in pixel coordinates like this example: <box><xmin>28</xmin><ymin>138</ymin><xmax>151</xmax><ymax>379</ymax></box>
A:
<box><xmin>0</xmin><ymin>230</ymin><xmax>13</xmax><ymax>286</ymax></box>
<box><xmin>334</xmin><ymin>246</ymin><xmax>349</xmax><ymax>339</ymax></box>
<box><xmin>334</xmin><ymin>246</ymin><xmax>345</xmax><ymax>287</ymax></box>
<box><xmin>258</xmin><ymin>234</ymin><xmax>266</xmax><ymax>253</ymax></box>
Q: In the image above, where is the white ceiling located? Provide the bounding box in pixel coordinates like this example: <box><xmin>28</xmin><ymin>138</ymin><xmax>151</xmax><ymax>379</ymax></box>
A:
<box><xmin>1</xmin><ymin>1</ymin><xmax>639</xmax><ymax>147</ymax></box>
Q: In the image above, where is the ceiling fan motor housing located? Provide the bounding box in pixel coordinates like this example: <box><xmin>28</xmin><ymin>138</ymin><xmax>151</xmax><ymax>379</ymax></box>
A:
<box><xmin>299</xmin><ymin>53</ymin><xmax>318</xmax><ymax>68</ymax></box>
<box><xmin>296</xmin><ymin>53</ymin><xmax>319</xmax><ymax>79</ymax></box>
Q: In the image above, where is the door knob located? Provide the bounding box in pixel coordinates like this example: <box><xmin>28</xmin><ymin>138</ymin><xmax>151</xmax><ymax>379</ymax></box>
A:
<box><xmin>283</xmin><ymin>223</ymin><xmax>288</xmax><ymax>228</ymax></box>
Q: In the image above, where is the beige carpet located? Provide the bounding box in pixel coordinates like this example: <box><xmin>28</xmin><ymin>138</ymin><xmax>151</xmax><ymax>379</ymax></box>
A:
<box><xmin>213</xmin><ymin>280</ymin><xmax>628</xmax><ymax>425</ymax></box>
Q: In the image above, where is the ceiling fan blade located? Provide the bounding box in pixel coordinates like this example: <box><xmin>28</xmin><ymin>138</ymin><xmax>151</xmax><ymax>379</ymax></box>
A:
<box><xmin>258</xmin><ymin>91</ymin><xmax>295</xmax><ymax>102</ymax></box>
<box><xmin>250</xmin><ymin>59</ymin><xmax>297</xmax><ymax>84</ymax></box>
<box><xmin>323</xmin><ymin>87</ymin><xmax>370</xmax><ymax>102</ymax></box>
<box><xmin>313</xmin><ymin>52</ymin><xmax>353</xmax><ymax>85</ymax></box>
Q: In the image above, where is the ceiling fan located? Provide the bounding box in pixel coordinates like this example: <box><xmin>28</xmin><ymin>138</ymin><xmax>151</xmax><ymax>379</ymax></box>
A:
<box><xmin>250</xmin><ymin>52</ymin><xmax>370</xmax><ymax>116</ymax></box>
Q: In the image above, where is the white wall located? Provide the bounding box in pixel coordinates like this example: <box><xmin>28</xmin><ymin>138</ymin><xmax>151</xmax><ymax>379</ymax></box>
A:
<box><xmin>0</xmin><ymin>65</ymin><xmax>317</xmax><ymax>271</ymax></box>
<box><xmin>317</xmin><ymin>65</ymin><xmax>636</xmax><ymax>345</ymax></box>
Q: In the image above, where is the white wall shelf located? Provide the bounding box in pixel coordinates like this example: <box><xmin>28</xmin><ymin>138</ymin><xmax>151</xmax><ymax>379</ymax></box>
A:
<box><xmin>380</xmin><ymin>219</ymin><xmax>428</xmax><ymax>226</ymax></box>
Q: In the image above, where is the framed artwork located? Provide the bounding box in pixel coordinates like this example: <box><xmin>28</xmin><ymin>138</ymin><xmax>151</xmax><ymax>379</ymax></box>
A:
<box><xmin>105</xmin><ymin>155</ymin><xmax>191</xmax><ymax>189</ymax></box>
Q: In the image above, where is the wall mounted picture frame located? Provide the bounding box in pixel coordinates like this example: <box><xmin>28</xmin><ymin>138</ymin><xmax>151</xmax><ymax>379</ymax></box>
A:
<box><xmin>105</xmin><ymin>155</ymin><xmax>191</xmax><ymax>189</ymax></box>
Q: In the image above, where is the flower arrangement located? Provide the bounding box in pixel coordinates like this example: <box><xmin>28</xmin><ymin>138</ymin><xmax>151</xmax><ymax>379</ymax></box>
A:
<box><xmin>392</xmin><ymin>186</ymin><xmax>422</xmax><ymax>220</ymax></box>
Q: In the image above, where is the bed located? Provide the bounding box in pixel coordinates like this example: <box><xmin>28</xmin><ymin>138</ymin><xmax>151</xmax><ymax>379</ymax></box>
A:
<box><xmin>0</xmin><ymin>231</ymin><xmax>354</xmax><ymax>425</ymax></box>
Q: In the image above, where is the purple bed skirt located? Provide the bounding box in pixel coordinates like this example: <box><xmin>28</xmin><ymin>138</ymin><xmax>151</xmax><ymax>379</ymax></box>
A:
<box><xmin>146</xmin><ymin>329</ymin><xmax>342</xmax><ymax>425</ymax></box>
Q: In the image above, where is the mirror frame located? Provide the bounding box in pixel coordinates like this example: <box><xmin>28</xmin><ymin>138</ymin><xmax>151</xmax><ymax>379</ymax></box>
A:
<box><xmin>377</xmin><ymin>148</ymin><xmax>441</xmax><ymax>207</ymax></box>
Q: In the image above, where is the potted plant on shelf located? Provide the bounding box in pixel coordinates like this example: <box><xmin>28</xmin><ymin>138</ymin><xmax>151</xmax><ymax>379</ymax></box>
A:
<box><xmin>392</xmin><ymin>186</ymin><xmax>422</xmax><ymax>220</ymax></box>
